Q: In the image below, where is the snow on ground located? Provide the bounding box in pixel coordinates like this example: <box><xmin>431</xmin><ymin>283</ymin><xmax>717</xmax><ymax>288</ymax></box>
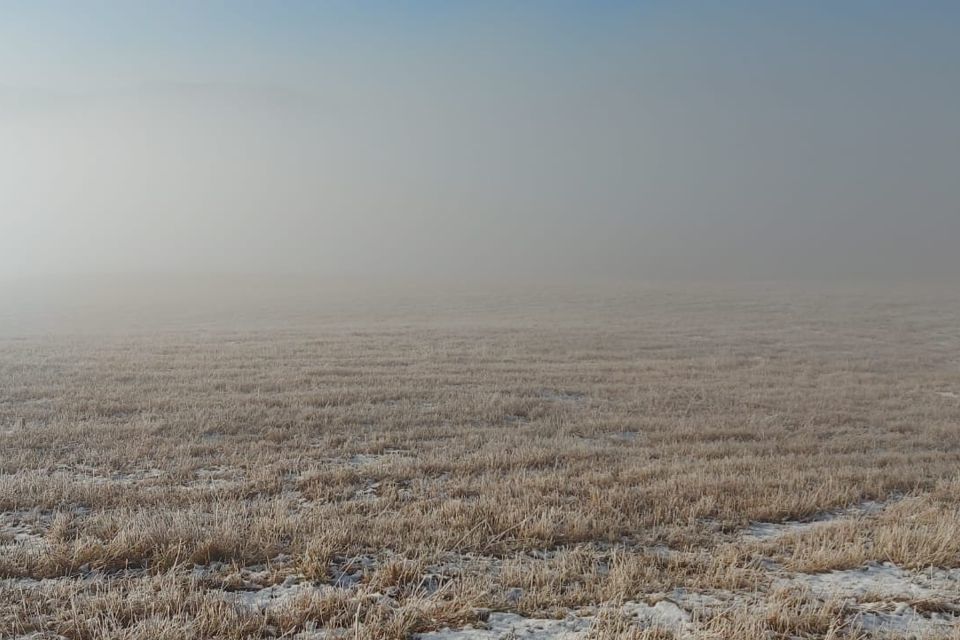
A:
<box><xmin>415</xmin><ymin>600</ymin><xmax>691</xmax><ymax>640</ymax></box>
<box><xmin>782</xmin><ymin>563</ymin><xmax>960</xmax><ymax>637</ymax></box>
<box><xmin>783</xmin><ymin>562</ymin><xmax>960</xmax><ymax>601</ymax></box>
<box><xmin>414</xmin><ymin>562</ymin><xmax>960</xmax><ymax>639</ymax></box>
<box><xmin>0</xmin><ymin>510</ymin><xmax>48</xmax><ymax>552</ymax></box>
<box><xmin>742</xmin><ymin>498</ymin><xmax>893</xmax><ymax>541</ymax></box>
<box><xmin>3</xmin><ymin>467</ymin><xmax>956</xmax><ymax>638</ymax></box>
<box><xmin>416</xmin><ymin>612</ymin><xmax>592</xmax><ymax>640</ymax></box>
<box><xmin>226</xmin><ymin>579</ymin><xmax>330</xmax><ymax>610</ymax></box>
<box><xmin>856</xmin><ymin>606</ymin><xmax>958</xmax><ymax>637</ymax></box>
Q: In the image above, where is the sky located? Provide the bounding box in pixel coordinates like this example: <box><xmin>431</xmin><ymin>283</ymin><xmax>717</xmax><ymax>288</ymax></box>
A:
<box><xmin>1</xmin><ymin>1</ymin><xmax>958</xmax><ymax>283</ymax></box>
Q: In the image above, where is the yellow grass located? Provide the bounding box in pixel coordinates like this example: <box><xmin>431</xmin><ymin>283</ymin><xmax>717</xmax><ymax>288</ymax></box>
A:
<box><xmin>1</xmin><ymin>284</ymin><xmax>958</xmax><ymax>638</ymax></box>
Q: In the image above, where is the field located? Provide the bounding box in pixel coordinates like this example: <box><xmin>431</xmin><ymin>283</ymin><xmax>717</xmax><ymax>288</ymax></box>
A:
<box><xmin>1</xmin><ymin>284</ymin><xmax>959</xmax><ymax>639</ymax></box>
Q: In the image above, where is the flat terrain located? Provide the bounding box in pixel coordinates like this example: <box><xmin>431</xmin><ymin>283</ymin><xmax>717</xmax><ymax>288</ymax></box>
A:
<box><xmin>1</xmin><ymin>284</ymin><xmax>959</xmax><ymax>639</ymax></box>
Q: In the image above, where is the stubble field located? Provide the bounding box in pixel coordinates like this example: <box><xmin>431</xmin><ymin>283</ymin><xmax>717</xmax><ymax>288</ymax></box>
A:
<box><xmin>1</xmin><ymin>284</ymin><xmax>959</xmax><ymax>639</ymax></box>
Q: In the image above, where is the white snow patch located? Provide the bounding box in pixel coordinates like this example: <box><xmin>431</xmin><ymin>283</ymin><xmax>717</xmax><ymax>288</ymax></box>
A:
<box><xmin>222</xmin><ymin>580</ymin><xmax>334</xmax><ymax>611</ymax></box>
<box><xmin>45</xmin><ymin>465</ymin><xmax>167</xmax><ymax>485</ymax></box>
<box><xmin>622</xmin><ymin>599</ymin><xmax>692</xmax><ymax>631</ymax></box>
<box><xmin>414</xmin><ymin>567</ymin><xmax>960</xmax><ymax>639</ymax></box>
<box><xmin>0</xmin><ymin>526</ymin><xmax>45</xmax><ymax>550</ymax></box>
<box><xmin>780</xmin><ymin>563</ymin><xmax>960</xmax><ymax>637</ymax></box>
<box><xmin>855</xmin><ymin>605</ymin><xmax>958</xmax><ymax>637</ymax></box>
<box><xmin>743</xmin><ymin>498</ymin><xmax>892</xmax><ymax>541</ymax></box>
<box><xmin>314</xmin><ymin>450</ymin><xmax>415</xmax><ymax>467</ymax></box>
<box><xmin>783</xmin><ymin>562</ymin><xmax>960</xmax><ymax>601</ymax></box>
<box><xmin>416</xmin><ymin>612</ymin><xmax>592</xmax><ymax>639</ymax></box>
<box><xmin>416</xmin><ymin>600</ymin><xmax>694</xmax><ymax>639</ymax></box>
<box><xmin>1</xmin><ymin>577</ymin><xmax>64</xmax><ymax>590</ymax></box>
<box><xmin>664</xmin><ymin>588</ymin><xmax>739</xmax><ymax>614</ymax></box>
<box><xmin>0</xmin><ymin>510</ymin><xmax>48</xmax><ymax>551</ymax></box>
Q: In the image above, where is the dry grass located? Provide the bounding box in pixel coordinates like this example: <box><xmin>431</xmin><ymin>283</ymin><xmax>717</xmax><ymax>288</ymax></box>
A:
<box><xmin>756</xmin><ymin>484</ymin><xmax>960</xmax><ymax>573</ymax></box>
<box><xmin>1</xmin><ymin>284</ymin><xmax>959</xmax><ymax>638</ymax></box>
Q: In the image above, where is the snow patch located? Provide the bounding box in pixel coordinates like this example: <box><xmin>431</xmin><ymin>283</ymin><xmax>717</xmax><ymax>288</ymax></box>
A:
<box><xmin>416</xmin><ymin>600</ymin><xmax>693</xmax><ymax>639</ymax></box>
<box><xmin>416</xmin><ymin>612</ymin><xmax>592</xmax><ymax>639</ymax></box>
<box><xmin>622</xmin><ymin>599</ymin><xmax>692</xmax><ymax>631</ymax></box>
<box><xmin>0</xmin><ymin>510</ymin><xmax>48</xmax><ymax>551</ymax></box>
<box><xmin>224</xmin><ymin>579</ymin><xmax>330</xmax><ymax>611</ymax></box>
<box><xmin>783</xmin><ymin>562</ymin><xmax>960</xmax><ymax>601</ymax></box>
<box><xmin>44</xmin><ymin>465</ymin><xmax>165</xmax><ymax>485</ymax></box>
<box><xmin>855</xmin><ymin>605</ymin><xmax>958</xmax><ymax>637</ymax></box>
<box><xmin>743</xmin><ymin>498</ymin><xmax>893</xmax><ymax>541</ymax></box>
<box><xmin>780</xmin><ymin>563</ymin><xmax>960</xmax><ymax>637</ymax></box>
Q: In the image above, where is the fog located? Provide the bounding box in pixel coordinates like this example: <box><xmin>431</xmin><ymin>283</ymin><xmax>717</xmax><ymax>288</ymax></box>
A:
<box><xmin>2</xmin><ymin>2</ymin><xmax>959</xmax><ymax>286</ymax></box>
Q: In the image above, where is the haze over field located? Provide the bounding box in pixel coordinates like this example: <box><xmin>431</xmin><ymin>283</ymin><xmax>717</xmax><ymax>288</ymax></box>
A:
<box><xmin>4</xmin><ymin>5</ymin><xmax>960</xmax><ymax>639</ymax></box>
<box><xmin>1</xmin><ymin>1</ymin><xmax>959</xmax><ymax>287</ymax></box>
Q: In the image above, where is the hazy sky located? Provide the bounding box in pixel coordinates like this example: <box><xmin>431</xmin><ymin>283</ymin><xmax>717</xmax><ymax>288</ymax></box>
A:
<box><xmin>1</xmin><ymin>1</ymin><xmax>958</xmax><ymax>282</ymax></box>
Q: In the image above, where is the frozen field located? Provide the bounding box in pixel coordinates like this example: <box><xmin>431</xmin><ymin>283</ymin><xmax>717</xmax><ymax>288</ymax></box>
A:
<box><xmin>1</xmin><ymin>285</ymin><xmax>959</xmax><ymax>639</ymax></box>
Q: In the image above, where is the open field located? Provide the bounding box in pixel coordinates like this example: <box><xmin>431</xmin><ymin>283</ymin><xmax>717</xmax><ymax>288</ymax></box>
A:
<box><xmin>1</xmin><ymin>284</ymin><xmax>959</xmax><ymax>639</ymax></box>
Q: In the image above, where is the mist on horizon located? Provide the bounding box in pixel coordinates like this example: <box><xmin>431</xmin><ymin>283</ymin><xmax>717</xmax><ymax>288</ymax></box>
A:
<box><xmin>2</xmin><ymin>1</ymin><xmax>959</xmax><ymax>285</ymax></box>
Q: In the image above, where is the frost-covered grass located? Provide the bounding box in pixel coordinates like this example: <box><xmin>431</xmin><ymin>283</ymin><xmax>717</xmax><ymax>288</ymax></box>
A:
<box><xmin>1</xmin><ymin>284</ymin><xmax>959</xmax><ymax>639</ymax></box>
